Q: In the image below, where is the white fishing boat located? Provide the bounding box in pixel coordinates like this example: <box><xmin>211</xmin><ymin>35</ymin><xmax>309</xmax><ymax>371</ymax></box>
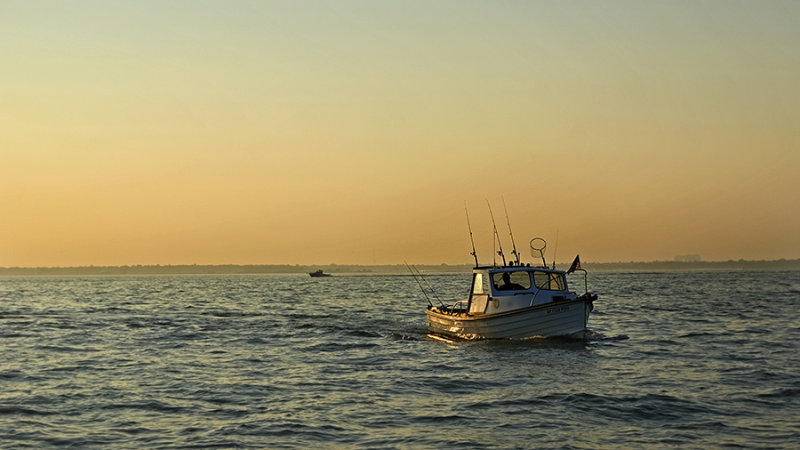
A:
<box><xmin>425</xmin><ymin>262</ymin><xmax>596</xmax><ymax>340</ymax></box>
<box><xmin>421</xmin><ymin>205</ymin><xmax>597</xmax><ymax>340</ymax></box>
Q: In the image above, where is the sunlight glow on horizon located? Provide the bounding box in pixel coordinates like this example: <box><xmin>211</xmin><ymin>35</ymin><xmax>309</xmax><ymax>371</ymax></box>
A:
<box><xmin>2</xmin><ymin>1</ymin><xmax>798</xmax><ymax>267</ymax></box>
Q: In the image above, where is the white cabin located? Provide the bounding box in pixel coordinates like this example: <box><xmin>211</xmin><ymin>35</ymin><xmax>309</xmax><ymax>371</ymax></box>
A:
<box><xmin>465</xmin><ymin>267</ymin><xmax>577</xmax><ymax>315</ymax></box>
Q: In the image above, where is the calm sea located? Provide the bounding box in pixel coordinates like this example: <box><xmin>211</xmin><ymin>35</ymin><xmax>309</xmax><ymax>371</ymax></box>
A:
<box><xmin>1</xmin><ymin>271</ymin><xmax>799</xmax><ymax>448</ymax></box>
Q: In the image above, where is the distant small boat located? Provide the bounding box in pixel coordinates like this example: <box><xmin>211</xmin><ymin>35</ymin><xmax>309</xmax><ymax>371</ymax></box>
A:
<box><xmin>309</xmin><ymin>269</ymin><xmax>331</xmax><ymax>277</ymax></box>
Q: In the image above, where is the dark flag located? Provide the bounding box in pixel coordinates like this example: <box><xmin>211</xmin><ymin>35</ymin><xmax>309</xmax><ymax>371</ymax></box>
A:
<box><xmin>567</xmin><ymin>255</ymin><xmax>581</xmax><ymax>274</ymax></box>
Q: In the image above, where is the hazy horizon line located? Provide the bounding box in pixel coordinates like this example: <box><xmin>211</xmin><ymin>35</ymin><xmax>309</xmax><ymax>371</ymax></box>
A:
<box><xmin>2</xmin><ymin>258</ymin><xmax>799</xmax><ymax>271</ymax></box>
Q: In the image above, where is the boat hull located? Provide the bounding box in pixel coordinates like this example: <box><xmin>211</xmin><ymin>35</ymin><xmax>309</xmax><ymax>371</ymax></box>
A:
<box><xmin>426</xmin><ymin>296</ymin><xmax>594</xmax><ymax>340</ymax></box>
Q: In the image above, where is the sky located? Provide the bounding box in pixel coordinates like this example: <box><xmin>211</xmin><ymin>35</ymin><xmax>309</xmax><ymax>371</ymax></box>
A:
<box><xmin>1</xmin><ymin>0</ymin><xmax>799</xmax><ymax>267</ymax></box>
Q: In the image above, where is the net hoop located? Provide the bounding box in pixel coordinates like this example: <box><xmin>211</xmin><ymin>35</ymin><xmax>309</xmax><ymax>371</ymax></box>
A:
<box><xmin>529</xmin><ymin>237</ymin><xmax>546</xmax><ymax>258</ymax></box>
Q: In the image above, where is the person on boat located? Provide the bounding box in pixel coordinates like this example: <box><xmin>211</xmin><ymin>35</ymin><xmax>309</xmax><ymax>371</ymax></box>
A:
<box><xmin>497</xmin><ymin>272</ymin><xmax>524</xmax><ymax>291</ymax></box>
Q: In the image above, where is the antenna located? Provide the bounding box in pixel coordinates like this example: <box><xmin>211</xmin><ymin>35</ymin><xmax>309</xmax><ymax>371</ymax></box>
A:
<box><xmin>501</xmin><ymin>196</ymin><xmax>520</xmax><ymax>265</ymax></box>
<box><xmin>465</xmin><ymin>204</ymin><xmax>479</xmax><ymax>268</ymax></box>
<box><xmin>487</xmin><ymin>200</ymin><xmax>506</xmax><ymax>267</ymax></box>
<box><xmin>552</xmin><ymin>229</ymin><xmax>559</xmax><ymax>269</ymax></box>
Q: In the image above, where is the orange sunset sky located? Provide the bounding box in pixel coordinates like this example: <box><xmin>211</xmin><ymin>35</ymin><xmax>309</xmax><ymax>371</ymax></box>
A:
<box><xmin>2</xmin><ymin>1</ymin><xmax>798</xmax><ymax>267</ymax></box>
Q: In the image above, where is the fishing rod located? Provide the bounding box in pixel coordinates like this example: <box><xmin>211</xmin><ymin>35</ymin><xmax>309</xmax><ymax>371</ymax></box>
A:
<box><xmin>487</xmin><ymin>200</ymin><xmax>506</xmax><ymax>267</ymax></box>
<box><xmin>405</xmin><ymin>261</ymin><xmax>433</xmax><ymax>307</ymax></box>
<box><xmin>501</xmin><ymin>196</ymin><xmax>520</xmax><ymax>265</ymax></box>
<box><xmin>465</xmin><ymin>204</ymin><xmax>479</xmax><ymax>268</ymax></box>
<box><xmin>405</xmin><ymin>262</ymin><xmax>444</xmax><ymax>308</ymax></box>
<box><xmin>413</xmin><ymin>264</ymin><xmax>444</xmax><ymax>307</ymax></box>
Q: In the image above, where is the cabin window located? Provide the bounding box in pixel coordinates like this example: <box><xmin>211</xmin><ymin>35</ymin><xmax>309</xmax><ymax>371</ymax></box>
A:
<box><xmin>472</xmin><ymin>273</ymin><xmax>486</xmax><ymax>294</ymax></box>
<box><xmin>533</xmin><ymin>272</ymin><xmax>566</xmax><ymax>291</ymax></box>
<box><xmin>492</xmin><ymin>271</ymin><xmax>532</xmax><ymax>291</ymax></box>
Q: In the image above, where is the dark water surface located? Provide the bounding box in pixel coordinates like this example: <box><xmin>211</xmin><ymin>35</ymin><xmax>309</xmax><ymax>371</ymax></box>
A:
<box><xmin>1</xmin><ymin>271</ymin><xmax>799</xmax><ymax>448</ymax></box>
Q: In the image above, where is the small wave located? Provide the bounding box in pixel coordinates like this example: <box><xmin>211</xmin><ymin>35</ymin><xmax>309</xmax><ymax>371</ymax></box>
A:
<box><xmin>679</xmin><ymin>331</ymin><xmax>715</xmax><ymax>338</ymax></box>
<box><xmin>201</xmin><ymin>311</ymin><xmax>266</xmax><ymax>318</ymax></box>
<box><xmin>310</xmin><ymin>320</ymin><xmax>395</xmax><ymax>339</ymax></box>
<box><xmin>388</xmin><ymin>331</ymin><xmax>425</xmax><ymax>341</ymax></box>
<box><xmin>0</xmin><ymin>370</ymin><xmax>27</xmax><ymax>380</ymax></box>
<box><xmin>102</xmin><ymin>400</ymin><xmax>187</xmax><ymax>414</ymax></box>
<box><xmin>756</xmin><ymin>387</ymin><xmax>800</xmax><ymax>399</ymax></box>
<box><xmin>743</xmin><ymin>327</ymin><xmax>771</xmax><ymax>334</ymax></box>
<box><xmin>43</xmin><ymin>365</ymin><xmax>96</xmax><ymax>374</ymax></box>
<box><xmin>411</xmin><ymin>413</ymin><xmax>471</xmax><ymax>424</ymax></box>
<box><xmin>591</xmin><ymin>332</ymin><xmax>629</xmax><ymax>341</ymax></box>
<box><xmin>34</xmin><ymin>344</ymin><xmax>98</xmax><ymax>353</ymax></box>
<box><xmin>464</xmin><ymin>397</ymin><xmax>545</xmax><ymax>410</ymax></box>
<box><xmin>0</xmin><ymin>405</ymin><xmax>57</xmax><ymax>416</ymax></box>
<box><xmin>303</xmin><ymin>342</ymin><xmax>379</xmax><ymax>352</ymax></box>
<box><xmin>533</xmin><ymin>392</ymin><xmax>719</xmax><ymax>421</ymax></box>
<box><xmin>347</xmin><ymin>329</ymin><xmax>383</xmax><ymax>338</ymax></box>
<box><xmin>210</xmin><ymin>421</ymin><xmax>348</xmax><ymax>441</ymax></box>
<box><xmin>0</xmin><ymin>313</ymin><xmax>29</xmax><ymax>320</ymax></box>
<box><xmin>286</xmin><ymin>312</ymin><xmax>335</xmax><ymax>321</ymax></box>
<box><xmin>643</xmin><ymin>338</ymin><xmax>680</xmax><ymax>346</ymax></box>
<box><xmin>671</xmin><ymin>420</ymin><xmax>731</xmax><ymax>431</ymax></box>
<box><xmin>206</xmin><ymin>407</ymin><xmax>249</xmax><ymax>418</ymax></box>
<box><xmin>0</xmin><ymin>332</ymin><xmax>37</xmax><ymax>338</ymax></box>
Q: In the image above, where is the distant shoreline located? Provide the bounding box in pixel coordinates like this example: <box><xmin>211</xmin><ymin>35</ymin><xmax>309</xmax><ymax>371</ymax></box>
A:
<box><xmin>1</xmin><ymin>259</ymin><xmax>799</xmax><ymax>275</ymax></box>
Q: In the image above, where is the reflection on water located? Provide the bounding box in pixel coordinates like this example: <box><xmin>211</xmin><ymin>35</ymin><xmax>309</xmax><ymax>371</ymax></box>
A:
<box><xmin>0</xmin><ymin>271</ymin><xmax>798</xmax><ymax>447</ymax></box>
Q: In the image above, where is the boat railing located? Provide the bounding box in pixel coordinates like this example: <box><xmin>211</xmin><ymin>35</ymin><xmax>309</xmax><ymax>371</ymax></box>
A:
<box><xmin>568</xmin><ymin>269</ymin><xmax>590</xmax><ymax>295</ymax></box>
<box><xmin>529</xmin><ymin>286</ymin><xmax>544</xmax><ymax>307</ymax></box>
<box><xmin>451</xmin><ymin>300</ymin><xmax>469</xmax><ymax>314</ymax></box>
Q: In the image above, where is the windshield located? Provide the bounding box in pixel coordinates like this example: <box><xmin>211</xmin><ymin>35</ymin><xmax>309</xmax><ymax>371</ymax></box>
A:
<box><xmin>492</xmin><ymin>271</ymin><xmax>532</xmax><ymax>291</ymax></box>
<box><xmin>533</xmin><ymin>271</ymin><xmax>566</xmax><ymax>291</ymax></box>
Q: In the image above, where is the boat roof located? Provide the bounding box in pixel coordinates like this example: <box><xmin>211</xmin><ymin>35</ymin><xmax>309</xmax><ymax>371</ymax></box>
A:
<box><xmin>474</xmin><ymin>265</ymin><xmax>565</xmax><ymax>275</ymax></box>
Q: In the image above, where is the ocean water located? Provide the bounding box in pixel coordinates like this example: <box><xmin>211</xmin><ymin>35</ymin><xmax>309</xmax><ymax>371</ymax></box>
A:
<box><xmin>1</xmin><ymin>271</ymin><xmax>798</xmax><ymax>448</ymax></box>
